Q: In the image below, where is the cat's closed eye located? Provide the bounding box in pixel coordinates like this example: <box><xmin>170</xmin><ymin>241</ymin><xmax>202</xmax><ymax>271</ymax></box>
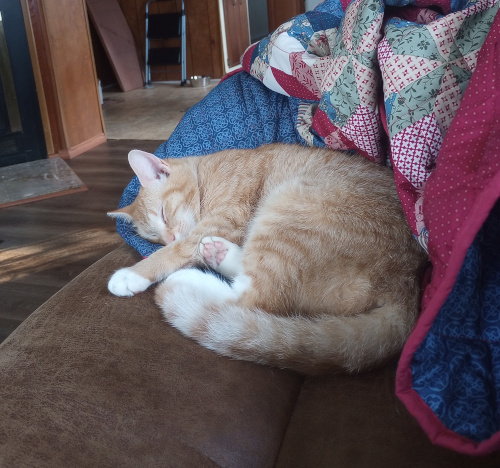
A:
<box><xmin>161</xmin><ymin>206</ymin><xmax>168</xmax><ymax>225</ymax></box>
<box><xmin>144</xmin><ymin>232</ymin><xmax>161</xmax><ymax>243</ymax></box>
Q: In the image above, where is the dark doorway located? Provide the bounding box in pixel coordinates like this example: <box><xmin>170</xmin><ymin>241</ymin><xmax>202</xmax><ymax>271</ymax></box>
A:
<box><xmin>0</xmin><ymin>0</ymin><xmax>46</xmax><ymax>168</ymax></box>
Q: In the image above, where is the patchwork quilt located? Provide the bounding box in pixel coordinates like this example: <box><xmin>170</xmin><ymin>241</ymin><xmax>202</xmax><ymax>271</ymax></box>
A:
<box><xmin>242</xmin><ymin>0</ymin><xmax>499</xmax><ymax>250</ymax></box>
<box><xmin>116</xmin><ymin>0</ymin><xmax>500</xmax><ymax>455</ymax></box>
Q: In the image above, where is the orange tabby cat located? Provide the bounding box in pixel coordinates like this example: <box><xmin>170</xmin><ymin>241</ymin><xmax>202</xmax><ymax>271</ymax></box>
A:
<box><xmin>108</xmin><ymin>144</ymin><xmax>428</xmax><ymax>374</ymax></box>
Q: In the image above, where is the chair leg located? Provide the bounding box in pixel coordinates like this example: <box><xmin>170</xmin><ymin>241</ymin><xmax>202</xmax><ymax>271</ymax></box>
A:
<box><xmin>145</xmin><ymin>0</ymin><xmax>186</xmax><ymax>87</ymax></box>
<box><xmin>145</xmin><ymin>1</ymin><xmax>152</xmax><ymax>88</ymax></box>
<box><xmin>181</xmin><ymin>0</ymin><xmax>187</xmax><ymax>86</ymax></box>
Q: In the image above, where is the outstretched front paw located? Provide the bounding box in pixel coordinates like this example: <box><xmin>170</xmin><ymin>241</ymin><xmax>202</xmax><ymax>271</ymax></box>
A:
<box><xmin>108</xmin><ymin>268</ymin><xmax>152</xmax><ymax>297</ymax></box>
<box><xmin>199</xmin><ymin>236</ymin><xmax>242</xmax><ymax>278</ymax></box>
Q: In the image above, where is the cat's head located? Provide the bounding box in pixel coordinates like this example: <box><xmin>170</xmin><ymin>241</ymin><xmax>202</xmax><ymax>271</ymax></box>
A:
<box><xmin>108</xmin><ymin>150</ymin><xmax>199</xmax><ymax>245</ymax></box>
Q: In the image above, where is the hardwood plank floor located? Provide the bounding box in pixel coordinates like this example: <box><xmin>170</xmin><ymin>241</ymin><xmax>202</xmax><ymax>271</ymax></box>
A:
<box><xmin>102</xmin><ymin>82</ymin><xmax>216</xmax><ymax>140</ymax></box>
<box><xmin>0</xmin><ymin>140</ymin><xmax>163</xmax><ymax>343</ymax></box>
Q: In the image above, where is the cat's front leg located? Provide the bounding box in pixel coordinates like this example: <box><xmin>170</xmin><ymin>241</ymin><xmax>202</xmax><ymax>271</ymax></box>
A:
<box><xmin>108</xmin><ymin>268</ymin><xmax>152</xmax><ymax>297</ymax></box>
<box><xmin>108</xmin><ymin>238</ymin><xmax>199</xmax><ymax>297</ymax></box>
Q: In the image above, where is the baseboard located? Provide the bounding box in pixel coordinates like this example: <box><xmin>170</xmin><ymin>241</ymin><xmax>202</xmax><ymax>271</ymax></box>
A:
<box><xmin>51</xmin><ymin>133</ymin><xmax>107</xmax><ymax>159</ymax></box>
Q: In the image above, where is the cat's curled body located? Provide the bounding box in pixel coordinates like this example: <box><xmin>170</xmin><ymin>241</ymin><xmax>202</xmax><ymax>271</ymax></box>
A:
<box><xmin>108</xmin><ymin>144</ymin><xmax>428</xmax><ymax>374</ymax></box>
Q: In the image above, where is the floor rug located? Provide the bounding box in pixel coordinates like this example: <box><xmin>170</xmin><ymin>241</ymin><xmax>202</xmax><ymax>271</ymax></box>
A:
<box><xmin>0</xmin><ymin>158</ymin><xmax>87</xmax><ymax>209</ymax></box>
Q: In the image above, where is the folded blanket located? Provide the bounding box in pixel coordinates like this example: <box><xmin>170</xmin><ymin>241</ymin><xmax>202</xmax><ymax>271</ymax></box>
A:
<box><xmin>397</xmin><ymin>13</ymin><xmax>500</xmax><ymax>454</ymax></box>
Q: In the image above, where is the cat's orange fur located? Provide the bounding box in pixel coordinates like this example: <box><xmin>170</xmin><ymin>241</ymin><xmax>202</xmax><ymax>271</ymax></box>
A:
<box><xmin>108</xmin><ymin>144</ymin><xmax>428</xmax><ymax>374</ymax></box>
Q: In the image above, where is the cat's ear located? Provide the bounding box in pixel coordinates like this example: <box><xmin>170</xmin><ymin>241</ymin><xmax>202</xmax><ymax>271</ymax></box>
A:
<box><xmin>128</xmin><ymin>150</ymin><xmax>171</xmax><ymax>187</ymax></box>
<box><xmin>107</xmin><ymin>205</ymin><xmax>133</xmax><ymax>223</ymax></box>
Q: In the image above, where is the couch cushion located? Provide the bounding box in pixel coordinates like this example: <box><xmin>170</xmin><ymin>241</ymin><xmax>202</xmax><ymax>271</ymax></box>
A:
<box><xmin>0</xmin><ymin>245</ymin><xmax>302</xmax><ymax>468</ymax></box>
<box><xmin>276</xmin><ymin>361</ymin><xmax>500</xmax><ymax>467</ymax></box>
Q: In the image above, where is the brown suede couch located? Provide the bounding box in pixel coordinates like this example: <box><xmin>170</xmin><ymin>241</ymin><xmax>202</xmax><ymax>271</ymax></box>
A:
<box><xmin>1</xmin><ymin>244</ymin><xmax>499</xmax><ymax>467</ymax></box>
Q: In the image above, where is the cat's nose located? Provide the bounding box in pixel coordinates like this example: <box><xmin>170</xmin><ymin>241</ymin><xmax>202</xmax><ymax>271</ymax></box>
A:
<box><xmin>161</xmin><ymin>231</ymin><xmax>176</xmax><ymax>244</ymax></box>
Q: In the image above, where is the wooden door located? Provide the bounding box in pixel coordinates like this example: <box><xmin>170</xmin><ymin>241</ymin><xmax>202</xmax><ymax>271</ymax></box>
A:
<box><xmin>223</xmin><ymin>0</ymin><xmax>250</xmax><ymax>69</ymax></box>
<box><xmin>267</xmin><ymin>0</ymin><xmax>305</xmax><ymax>32</ymax></box>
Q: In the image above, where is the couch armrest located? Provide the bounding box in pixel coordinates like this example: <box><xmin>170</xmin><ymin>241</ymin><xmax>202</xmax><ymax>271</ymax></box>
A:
<box><xmin>0</xmin><ymin>245</ymin><xmax>302</xmax><ymax>467</ymax></box>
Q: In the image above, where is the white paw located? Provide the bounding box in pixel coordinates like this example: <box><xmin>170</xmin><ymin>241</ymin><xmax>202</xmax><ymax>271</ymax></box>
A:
<box><xmin>108</xmin><ymin>268</ymin><xmax>152</xmax><ymax>297</ymax></box>
<box><xmin>199</xmin><ymin>236</ymin><xmax>242</xmax><ymax>278</ymax></box>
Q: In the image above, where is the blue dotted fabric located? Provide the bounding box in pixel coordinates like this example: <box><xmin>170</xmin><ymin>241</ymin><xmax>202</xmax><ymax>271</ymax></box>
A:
<box><xmin>116</xmin><ymin>71</ymin><xmax>309</xmax><ymax>257</ymax></box>
<box><xmin>411</xmin><ymin>200</ymin><xmax>500</xmax><ymax>442</ymax></box>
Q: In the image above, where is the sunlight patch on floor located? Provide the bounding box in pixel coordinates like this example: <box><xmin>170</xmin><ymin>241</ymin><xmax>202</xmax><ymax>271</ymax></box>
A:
<box><xmin>0</xmin><ymin>228</ymin><xmax>122</xmax><ymax>283</ymax></box>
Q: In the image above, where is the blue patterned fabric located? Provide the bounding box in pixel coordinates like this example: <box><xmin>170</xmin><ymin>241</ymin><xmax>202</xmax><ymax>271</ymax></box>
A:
<box><xmin>116</xmin><ymin>72</ymin><xmax>309</xmax><ymax>257</ymax></box>
<box><xmin>411</xmin><ymin>200</ymin><xmax>500</xmax><ymax>442</ymax></box>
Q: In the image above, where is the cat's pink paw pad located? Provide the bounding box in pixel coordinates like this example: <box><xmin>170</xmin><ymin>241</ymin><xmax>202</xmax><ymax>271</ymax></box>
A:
<box><xmin>200</xmin><ymin>237</ymin><xmax>228</xmax><ymax>269</ymax></box>
<box><xmin>199</xmin><ymin>236</ymin><xmax>243</xmax><ymax>278</ymax></box>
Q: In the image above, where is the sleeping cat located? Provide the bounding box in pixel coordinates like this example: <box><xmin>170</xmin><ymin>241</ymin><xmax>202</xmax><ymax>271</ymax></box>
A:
<box><xmin>108</xmin><ymin>144</ymin><xmax>428</xmax><ymax>374</ymax></box>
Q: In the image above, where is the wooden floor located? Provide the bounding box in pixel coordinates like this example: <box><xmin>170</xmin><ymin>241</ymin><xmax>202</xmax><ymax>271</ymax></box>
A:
<box><xmin>102</xmin><ymin>82</ymin><xmax>216</xmax><ymax>140</ymax></box>
<box><xmin>0</xmin><ymin>140</ymin><xmax>162</xmax><ymax>343</ymax></box>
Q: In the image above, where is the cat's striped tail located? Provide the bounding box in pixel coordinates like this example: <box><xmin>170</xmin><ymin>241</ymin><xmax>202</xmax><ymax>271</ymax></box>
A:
<box><xmin>155</xmin><ymin>269</ymin><xmax>417</xmax><ymax>375</ymax></box>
